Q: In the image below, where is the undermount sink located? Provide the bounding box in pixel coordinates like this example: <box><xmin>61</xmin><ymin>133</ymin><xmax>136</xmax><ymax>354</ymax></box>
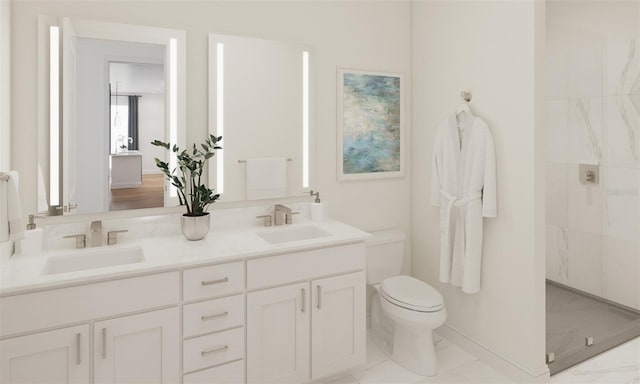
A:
<box><xmin>257</xmin><ymin>224</ymin><xmax>331</xmax><ymax>244</ymax></box>
<box><xmin>42</xmin><ymin>246</ymin><xmax>144</xmax><ymax>275</ymax></box>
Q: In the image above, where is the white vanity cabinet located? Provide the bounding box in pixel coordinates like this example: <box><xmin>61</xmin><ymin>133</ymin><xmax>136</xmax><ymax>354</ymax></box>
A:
<box><xmin>94</xmin><ymin>308</ymin><xmax>179</xmax><ymax>383</ymax></box>
<box><xmin>247</xmin><ymin>282</ymin><xmax>311</xmax><ymax>383</ymax></box>
<box><xmin>0</xmin><ymin>325</ymin><xmax>90</xmax><ymax>383</ymax></box>
<box><xmin>181</xmin><ymin>261</ymin><xmax>246</xmax><ymax>383</ymax></box>
<box><xmin>246</xmin><ymin>244</ymin><xmax>366</xmax><ymax>383</ymax></box>
<box><xmin>1</xmin><ymin>235</ymin><xmax>367</xmax><ymax>384</ymax></box>
<box><xmin>0</xmin><ymin>272</ymin><xmax>180</xmax><ymax>384</ymax></box>
<box><xmin>311</xmin><ymin>272</ymin><xmax>366</xmax><ymax>379</ymax></box>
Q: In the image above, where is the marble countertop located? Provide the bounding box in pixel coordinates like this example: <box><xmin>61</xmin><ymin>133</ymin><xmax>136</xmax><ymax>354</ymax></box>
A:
<box><xmin>1</xmin><ymin>219</ymin><xmax>371</xmax><ymax>296</ymax></box>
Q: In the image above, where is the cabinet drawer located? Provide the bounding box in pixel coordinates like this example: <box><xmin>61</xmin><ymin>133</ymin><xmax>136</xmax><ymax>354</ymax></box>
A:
<box><xmin>247</xmin><ymin>243</ymin><xmax>365</xmax><ymax>290</ymax></box>
<box><xmin>183</xmin><ymin>294</ymin><xmax>244</xmax><ymax>338</ymax></box>
<box><xmin>183</xmin><ymin>359</ymin><xmax>244</xmax><ymax>384</ymax></box>
<box><xmin>183</xmin><ymin>262</ymin><xmax>244</xmax><ymax>301</ymax></box>
<box><xmin>1</xmin><ymin>272</ymin><xmax>179</xmax><ymax>337</ymax></box>
<box><xmin>183</xmin><ymin>327</ymin><xmax>244</xmax><ymax>373</ymax></box>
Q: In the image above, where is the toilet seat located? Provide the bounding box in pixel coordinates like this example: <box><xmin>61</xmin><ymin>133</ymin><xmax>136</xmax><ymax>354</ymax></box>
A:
<box><xmin>380</xmin><ymin>275</ymin><xmax>444</xmax><ymax>312</ymax></box>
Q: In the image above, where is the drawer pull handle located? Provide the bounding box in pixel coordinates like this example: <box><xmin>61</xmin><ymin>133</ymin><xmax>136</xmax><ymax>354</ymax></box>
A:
<box><xmin>201</xmin><ymin>277</ymin><xmax>229</xmax><ymax>286</ymax></box>
<box><xmin>317</xmin><ymin>285</ymin><xmax>322</xmax><ymax>309</ymax></box>
<box><xmin>201</xmin><ymin>345</ymin><xmax>228</xmax><ymax>356</ymax></box>
<box><xmin>301</xmin><ymin>288</ymin><xmax>306</xmax><ymax>312</ymax></box>
<box><xmin>76</xmin><ymin>333</ymin><xmax>81</xmax><ymax>365</ymax></box>
<box><xmin>201</xmin><ymin>311</ymin><xmax>229</xmax><ymax>321</ymax></box>
<box><xmin>101</xmin><ymin>328</ymin><xmax>107</xmax><ymax>359</ymax></box>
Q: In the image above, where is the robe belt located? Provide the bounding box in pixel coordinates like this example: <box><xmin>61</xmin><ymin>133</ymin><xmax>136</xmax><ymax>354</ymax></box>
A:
<box><xmin>440</xmin><ymin>190</ymin><xmax>482</xmax><ymax>209</ymax></box>
<box><xmin>440</xmin><ymin>190</ymin><xmax>482</xmax><ymax>258</ymax></box>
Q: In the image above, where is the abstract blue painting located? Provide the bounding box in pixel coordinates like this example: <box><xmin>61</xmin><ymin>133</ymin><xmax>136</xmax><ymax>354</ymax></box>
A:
<box><xmin>338</xmin><ymin>69</ymin><xmax>403</xmax><ymax>180</ymax></box>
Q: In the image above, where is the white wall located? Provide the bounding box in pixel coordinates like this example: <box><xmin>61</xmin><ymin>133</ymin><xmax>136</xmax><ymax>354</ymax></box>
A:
<box><xmin>412</xmin><ymin>1</ymin><xmax>547</xmax><ymax>380</ymax></box>
<box><xmin>11</xmin><ymin>1</ymin><xmax>412</xmax><ymax>245</ymax></box>
<box><xmin>109</xmin><ymin>96</ymin><xmax>129</xmax><ymax>153</ymax></box>
<box><xmin>545</xmin><ymin>0</ymin><xmax>640</xmax><ymax>310</ymax></box>
<box><xmin>0</xmin><ymin>0</ymin><xmax>11</xmax><ymax>255</ymax></box>
<box><xmin>138</xmin><ymin>93</ymin><xmax>165</xmax><ymax>174</ymax></box>
<box><xmin>0</xmin><ymin>0</ymin><xmax>10</xmax><ymax>172</ymax></box>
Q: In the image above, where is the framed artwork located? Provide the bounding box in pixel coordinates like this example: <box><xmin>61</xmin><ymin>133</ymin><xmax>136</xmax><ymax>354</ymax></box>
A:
<box><xmin>337</xmin><ymin>68</ymin><xmax>404</xmax><ymax>180</ymax></box>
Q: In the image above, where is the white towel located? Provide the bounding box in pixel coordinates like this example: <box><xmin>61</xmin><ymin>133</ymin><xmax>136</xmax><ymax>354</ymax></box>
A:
<box><xmin>7</xmin><ymin>171</ymin><xmax>24</xmax><ymax>240</ymax></box>
<box><xmin>246</xmin><ymin>157</ymin><xmax>288</xmax><ymax>200</ymax></box>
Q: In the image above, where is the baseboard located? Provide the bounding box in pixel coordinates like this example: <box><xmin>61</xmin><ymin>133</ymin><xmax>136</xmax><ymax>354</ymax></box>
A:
<box><xmin>436</xmin><ymin>324</ymin><xmax>550</xmax><ymax>383</ymax></box>
<box><xmin>111</xmin><ymin>182</ymin><xmax>142</xmax><ymax>189</ymax></box>
<box><xmin>142</xmin><ymin>170</ymin><xmax>162</xmax><ymax>175</ymax></box>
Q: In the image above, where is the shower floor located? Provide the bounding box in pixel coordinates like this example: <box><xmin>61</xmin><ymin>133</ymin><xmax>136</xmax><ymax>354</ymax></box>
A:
<box><xmin>546</xmin><ymin>281</ymin><xmax>640</xmax><ymax>375</ymax></box>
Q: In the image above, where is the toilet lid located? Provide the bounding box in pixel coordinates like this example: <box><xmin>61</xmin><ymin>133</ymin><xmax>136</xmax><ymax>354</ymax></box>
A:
<box><xmin>380</xmin><ymin>275</ymin><xmax>444</xmax><ymax>312</ymax></box>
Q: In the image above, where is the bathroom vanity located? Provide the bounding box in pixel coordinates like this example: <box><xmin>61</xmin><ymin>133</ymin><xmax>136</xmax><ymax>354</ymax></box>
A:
<box><xmin>0</xmin><ymin>216</ymin><xmax>368</xmax><ymax>383</ymax></box>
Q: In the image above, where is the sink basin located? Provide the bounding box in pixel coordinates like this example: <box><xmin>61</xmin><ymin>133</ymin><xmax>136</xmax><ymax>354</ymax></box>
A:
<box><xmin>42</xmin><ymin>246</ymin><xmax>144</xmax><ymax>275</ymax></box>
<box><xmin>257</xmin><ymin>225</ymin><xmax>331</xmax><ymax>244</ymax></box>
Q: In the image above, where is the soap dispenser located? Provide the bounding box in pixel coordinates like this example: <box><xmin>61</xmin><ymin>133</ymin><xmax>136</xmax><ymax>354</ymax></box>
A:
<box><xmin>17</xmin><ymin>214</ymin><xmax>44</xmax><ymax>256</ymax></box>
<box><xmin>310</xmin><ymin>190</ymin><xmax>326</xmax><ymax>221</ymax></box>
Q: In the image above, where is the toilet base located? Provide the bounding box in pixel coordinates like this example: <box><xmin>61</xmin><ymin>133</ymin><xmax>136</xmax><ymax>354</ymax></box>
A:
<box><xmin>392</xmin><ymin>324</ymin><xmax>438</xmax><ymax>376</ymax></box>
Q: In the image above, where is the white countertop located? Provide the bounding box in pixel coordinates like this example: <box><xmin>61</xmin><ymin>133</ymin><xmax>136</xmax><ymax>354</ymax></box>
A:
<box><xmin>1</xmin><ymin>220</ymin><xmax>370</xmax><ymax>296</ymax></box>
<box><xmin>110</xmin><ymin>151</ymin><xmax>142</xmax><ymax>157</ymax></box>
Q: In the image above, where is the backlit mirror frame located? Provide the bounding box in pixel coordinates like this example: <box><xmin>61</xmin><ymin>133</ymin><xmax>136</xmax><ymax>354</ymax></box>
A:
<box><xmin>37</xmin><ymin>16</ymin><xmax>186</xmax><ymax>215</ymax></box>
<box><xmin>207</xmin><ymin>33</ymin><xmax>316</xmax><ymax>202</ymax></box>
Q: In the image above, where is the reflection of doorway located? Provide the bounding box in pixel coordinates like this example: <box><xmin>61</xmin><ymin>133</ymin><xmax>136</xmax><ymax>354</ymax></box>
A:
<box><xmin>72</xmin><ymin>37</ymin><xmax>170</xmax><ymax>214</ymax></box>
<box><xmin>108</xmin><ymin>61</ymin><xmax>165</xmax><ymax>211</ymax></box>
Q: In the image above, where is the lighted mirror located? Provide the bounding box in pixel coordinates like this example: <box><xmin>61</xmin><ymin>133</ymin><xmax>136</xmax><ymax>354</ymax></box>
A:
<box><xmin>208</xmin><ymin>34</ymin><xmax>315</xmax><ymax>202</ymax></box>
<box><xmin>37</xmin><ymin>17</ymin><xmax>186</xmax><ymax>215</ymax></box>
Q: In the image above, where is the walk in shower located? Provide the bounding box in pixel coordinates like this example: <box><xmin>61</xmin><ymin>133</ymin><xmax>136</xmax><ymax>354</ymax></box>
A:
<box><xmin>545</xmin><ymin>1</ymin><xmax>640</xmax><ymax>374</ymax></box>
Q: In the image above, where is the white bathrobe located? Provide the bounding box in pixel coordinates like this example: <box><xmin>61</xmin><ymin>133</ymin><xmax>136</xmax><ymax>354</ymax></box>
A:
<box><xmin>431</xmin><ymin>113</ymin><xmax>497</xmax><ymax>294</ymax></box>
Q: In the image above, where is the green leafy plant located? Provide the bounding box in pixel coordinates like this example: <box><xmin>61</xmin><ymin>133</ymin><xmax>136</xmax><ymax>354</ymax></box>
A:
<box><xmin>151</xmin><ymin>134</ymin><xmax>222</xmax><ymax>216</ymax></box>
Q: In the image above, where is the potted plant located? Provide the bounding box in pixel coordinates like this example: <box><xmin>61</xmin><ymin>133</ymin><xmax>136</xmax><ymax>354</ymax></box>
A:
<box><xmin>151</xmin><ymin>134</ymin><xmax>222</xmax><ymax>240</ymax></box>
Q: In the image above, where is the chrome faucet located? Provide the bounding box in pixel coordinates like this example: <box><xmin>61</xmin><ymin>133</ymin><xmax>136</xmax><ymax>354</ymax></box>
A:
<box><xmin>63</xmin><ymin>233</ymin><xmax>86</xmax><ymax>249</ymax></box>
<box><xmin>90</xmin><ymin>220</ymin><xmax>102</xmax><ymax>247</ymax></box>
<box><xmin>274</xmin><ymin>204</ymin><xmax>291</xmax><ymax>226</ymax></box>
<box><xmin>274</xmin><ymin>204</ymin><xmax>299</xmax><ymax>225</ymax></box>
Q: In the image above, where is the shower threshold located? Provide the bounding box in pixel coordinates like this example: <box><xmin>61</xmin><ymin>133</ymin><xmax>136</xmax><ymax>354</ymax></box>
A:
<box><xmin>546</xmin><ymin>280</ymin><xmax>640</xmax><ymax>375</ymax></box>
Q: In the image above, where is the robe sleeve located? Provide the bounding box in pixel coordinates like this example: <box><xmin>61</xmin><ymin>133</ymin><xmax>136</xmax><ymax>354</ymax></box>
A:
<box><xmin>430</xmin><ymin>130</ymin><xmax>442</xmax><ymax>207</ymax></box>
<box><xmin>482</xmin><ymin>129</ymin><xmax>497</xmax><ymax>217</ymax></box>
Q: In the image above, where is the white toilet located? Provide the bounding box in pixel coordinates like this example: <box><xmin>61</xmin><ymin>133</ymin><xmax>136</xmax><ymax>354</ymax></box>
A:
<box><xmin>366</xmin><ymin>230</ymin><xmax>446</xmax><ymax>377</ymax></box>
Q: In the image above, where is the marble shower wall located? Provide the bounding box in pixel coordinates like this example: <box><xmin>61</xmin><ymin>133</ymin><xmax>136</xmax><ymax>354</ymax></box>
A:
<box><xmin>546</xmin><ymin>24</ymin><xmax>640</xmax><ymax>310</ymax></box>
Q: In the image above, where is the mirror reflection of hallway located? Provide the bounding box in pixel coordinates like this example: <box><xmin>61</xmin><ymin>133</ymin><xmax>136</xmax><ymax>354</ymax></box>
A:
<box><xmin>108</xmin><ymin>61</ymin><xmax>165</xmax><ymax>211</ymax></box>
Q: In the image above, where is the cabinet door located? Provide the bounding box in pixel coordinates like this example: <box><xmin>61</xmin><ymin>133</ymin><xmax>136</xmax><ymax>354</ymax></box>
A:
<box><xmin>247</xmin><ymin>282</ymin><xmax>310</xmax><ymax>383</ymax></box>
<box><xmin>0</xmin><ymin>325</ymin><xmax>89</xmax><ymax>383</ymax></box>
<box><xmin>312</xmin><ymin>271</ymin><xmax>366</xmax><ymax>380</ymax></box>
<box><xmin>94</xmin><ymin>307</ymin><xmax>179</xmax><ymax>384</ymax></box>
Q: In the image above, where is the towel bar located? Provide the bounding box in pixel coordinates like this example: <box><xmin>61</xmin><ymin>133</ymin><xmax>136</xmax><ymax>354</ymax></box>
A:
<box><xmin>238</xmin><ymin>158</ymin><xmax>292</xmax><ymax>163</ymax></box>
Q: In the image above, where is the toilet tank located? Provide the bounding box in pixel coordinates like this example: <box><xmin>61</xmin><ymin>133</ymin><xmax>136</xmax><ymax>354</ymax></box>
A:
<box><xmin>365</xmin><ymin>230</ymin><xmax>406</xmax><ymax>285</ymax></box>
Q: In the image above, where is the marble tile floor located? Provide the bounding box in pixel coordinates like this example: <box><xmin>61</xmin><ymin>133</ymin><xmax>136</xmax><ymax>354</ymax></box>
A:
<box><xmin>327</xmin><ymin>333</ymin><xmax>640</xmax><ymax>383</ymax></box>
<box><xmin>550</xmin><ymin>337</ymin><xmax>640</xmax><ymax>384</ymax></box>
<box><xmin>326</xmin><ymin>333</ymin><xmax>512</xmax><ymax>383</ymax></box>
